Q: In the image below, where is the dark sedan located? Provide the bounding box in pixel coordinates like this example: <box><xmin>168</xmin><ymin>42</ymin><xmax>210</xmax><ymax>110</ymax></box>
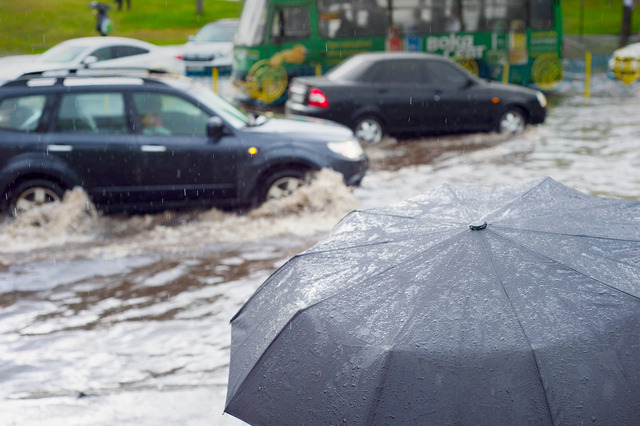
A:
<box><xmin>285</xmin><ymin>52</ymin><xmax>547</xmax><ymax>145</ymax></box>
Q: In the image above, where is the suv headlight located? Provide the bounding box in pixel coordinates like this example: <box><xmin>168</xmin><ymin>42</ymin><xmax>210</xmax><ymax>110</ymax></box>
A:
<box><xmin>328</xmin><ymin>140</ymin><xmax>364</xmax><ymax>159</ymax></box>
<box><xmin>536</xmin><ymin>91</ymin><xmax>547</xmax><ymax>108</ymax></box>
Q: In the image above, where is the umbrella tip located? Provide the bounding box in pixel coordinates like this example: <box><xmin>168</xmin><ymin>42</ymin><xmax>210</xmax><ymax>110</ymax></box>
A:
<box><xmin>469</xmin><ymin>221</ymin><xmax>487</xmax><ymax>231</ymax></box>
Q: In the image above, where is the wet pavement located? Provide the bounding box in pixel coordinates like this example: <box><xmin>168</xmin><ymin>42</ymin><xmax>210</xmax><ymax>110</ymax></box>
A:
<box><xmin>1</xmin><ymin>75</ymin><xmax>640</xmax><ymax>425</ymax></box>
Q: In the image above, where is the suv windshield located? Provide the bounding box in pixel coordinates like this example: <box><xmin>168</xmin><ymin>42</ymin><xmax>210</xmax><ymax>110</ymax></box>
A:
<box><xmin>187</xmin><ymin>82</ymin><xmax>251</xmax><ymax>128</ymax></box>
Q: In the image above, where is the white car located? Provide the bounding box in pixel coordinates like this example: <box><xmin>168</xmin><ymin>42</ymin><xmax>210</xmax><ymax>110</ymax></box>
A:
<box><xmin>180</xmin><ymin>19</ymin><xmax>238</xmax><ymax>76</ymax></box>
<box><xmin>608</xmin><ymin>42</ymin><xmax>640</xmax><ymax>85</ymax></box>
<box><xmin>0</xmin><ymin>36</ymin><xmax>184</xmax><ymax>83</ymax></box>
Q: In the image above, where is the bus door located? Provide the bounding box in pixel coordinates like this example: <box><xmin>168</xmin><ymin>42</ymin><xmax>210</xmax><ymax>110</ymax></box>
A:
<box><xmin>259</xmin><ymin>3</ymin><xmax>319</xmax><ymax>103</ymax></box>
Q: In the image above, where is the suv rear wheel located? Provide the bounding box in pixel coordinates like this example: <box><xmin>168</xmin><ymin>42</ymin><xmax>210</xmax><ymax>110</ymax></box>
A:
<box><xmin>8</xmin><ymin>179</ymin><xmax>65</xmax><ymax>216</ymax></box>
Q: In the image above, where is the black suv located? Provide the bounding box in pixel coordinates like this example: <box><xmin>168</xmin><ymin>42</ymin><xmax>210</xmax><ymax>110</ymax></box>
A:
<box><xmin>0</xmin><ymin>72</ymin><xmax>368</xmax><ymax>215</ymax></box>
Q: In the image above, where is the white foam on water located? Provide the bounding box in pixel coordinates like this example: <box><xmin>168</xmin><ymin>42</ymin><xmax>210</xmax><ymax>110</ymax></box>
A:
<box><xmin>0</xmin><ymin>168</ymin><xmax>359</xmax><ymax>263</ymax></box>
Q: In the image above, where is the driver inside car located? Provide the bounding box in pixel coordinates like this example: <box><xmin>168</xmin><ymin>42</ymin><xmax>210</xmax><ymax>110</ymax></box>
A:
<box><xmin>135</xmin><ymin>94</ymin><xmax>172</xmax><ymax>135</ymax></box>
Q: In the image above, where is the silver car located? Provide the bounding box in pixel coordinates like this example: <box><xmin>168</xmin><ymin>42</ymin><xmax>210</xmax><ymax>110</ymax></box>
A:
<box><xmin>181</xmin><ymin>19</ymin><xmax>238</xmax><ymax>76</ymax></box>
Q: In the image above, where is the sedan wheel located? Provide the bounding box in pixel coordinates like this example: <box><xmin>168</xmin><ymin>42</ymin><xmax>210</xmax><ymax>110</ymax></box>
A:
<box><xmin>354</xmin><ymin>116</ymin><xmax>384</xmax><ymax>145</ymax></box>
<box><xmin>10</xmin><ymin>180</ymin><xmax>64</xmax><ymax>216</ymax></box>
<box><xmin>498</xmin><ymin>108</ymin><xmax>526</xmax><ymax>134</ymax></box>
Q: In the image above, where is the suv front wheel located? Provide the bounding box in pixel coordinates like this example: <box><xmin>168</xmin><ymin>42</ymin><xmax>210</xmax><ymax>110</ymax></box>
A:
<box><xmin>8</xmin><ymin>179</ymin><xmax>65</xmax><ymax>216</ymax></box>
<box><xmin>260</xmin><ymin>169</ymin><xmax>308</xmax><ymax>204</ymax></box>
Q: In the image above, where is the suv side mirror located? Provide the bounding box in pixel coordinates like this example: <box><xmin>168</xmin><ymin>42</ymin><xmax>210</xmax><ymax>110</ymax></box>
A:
<box><xmin>207</xmin><ymin>116</ymin><xmax>226</xmax><ymax>141</ymax></box>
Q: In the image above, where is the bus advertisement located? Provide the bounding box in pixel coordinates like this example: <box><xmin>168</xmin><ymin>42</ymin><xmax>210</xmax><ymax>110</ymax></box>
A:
<box><xmin>231</xmin><ymin>0</ymin><xmax>563</xmax><ymax>105</ymax></box>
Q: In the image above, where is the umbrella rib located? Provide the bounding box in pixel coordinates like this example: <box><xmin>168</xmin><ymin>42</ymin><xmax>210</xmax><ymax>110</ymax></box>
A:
<box><xmin>478</xmin><ymin>233</ymin><xmax>557</xmax><ymax>425</ymax></box>
<box><xmin>302</xmin><ymin>226</ymin><xmax>462</xmax><ymax>258</ymax></box>
<box><xmin>491</xmin><ymin>229</ymin><xmax>640</xmax><ymax>302</ymax></box>
<box><xmin>444</xmin><ymin>185</ymin><xmax>479</xmax><ymax>219</ymax></box>
<box><xmin>494</xmin><ymin>225</ymin><xmax>640</xmax><ymax>244</ymax></box>
<box><xmin>353</xmin><ymin>209</ymin><xmax>420</xmax><ymax>220</ymax></box>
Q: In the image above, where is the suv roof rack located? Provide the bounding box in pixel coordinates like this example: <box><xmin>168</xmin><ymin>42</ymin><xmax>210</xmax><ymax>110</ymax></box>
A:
<box><xmin>2</xmin><ymin>67</ymin><xmax>179</xmax><ymax>88</ymax></box>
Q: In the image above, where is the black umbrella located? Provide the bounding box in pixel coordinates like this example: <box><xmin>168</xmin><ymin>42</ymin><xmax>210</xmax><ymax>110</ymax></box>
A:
<box><xmin>225</xmin><ymin>178</ymin><xmax>640</xmax><ymax>425</ymax></box>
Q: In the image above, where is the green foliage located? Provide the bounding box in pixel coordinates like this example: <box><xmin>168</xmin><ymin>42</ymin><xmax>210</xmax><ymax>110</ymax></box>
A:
<box><xmin>563</xmin><ymin>0</ymin><xmax>640</xmax><ymax>34</ymax></box>
<box><xmin>0</xmin><ymin>0</ymin><xmax>243</xmax><ymax>55</ymax></box>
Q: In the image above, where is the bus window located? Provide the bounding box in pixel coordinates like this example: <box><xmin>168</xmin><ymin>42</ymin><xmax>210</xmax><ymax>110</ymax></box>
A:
<box><xmin>393</xmin><ymin>0</ymin><xmax>461</xmax><ymax>34</ymax></box>
<box><xmin>478</xmin><ymin>0</ymin><xmax>527</xmax><ymax>32</ymax></box>
<box><xmin>235</xmin><ymin>0</ymin><xmax>268</xmax><ymax>46</ymax></box>
<box><xmin>461</xmin><ymin>0</ymin><xmax>481</xmax><ymax>32</ymax></box>
<box><xmin>319</xmin><ymin>0</ymin><xmax>388</xmax><ymax>38</ymax></box>
<box><xmin>529</xmin><ymin>0</ymin><xmax>554</xmax><ymax>29</ymax></box>
<box><xmin>271</xmin><ymin>7</ymin><xmax>311</xmax><ymax>42</ymax></box>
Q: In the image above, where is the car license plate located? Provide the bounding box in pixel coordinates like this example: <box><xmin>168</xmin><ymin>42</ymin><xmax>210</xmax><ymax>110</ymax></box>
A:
<box><xmin>291</xmin><ymin>93</ymin><xmax>305</xmax><ymax>104</ymax></box>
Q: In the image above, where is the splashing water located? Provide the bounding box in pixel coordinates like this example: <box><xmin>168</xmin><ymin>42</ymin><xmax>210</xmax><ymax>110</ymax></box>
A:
<box><xmin>0</xmin><ymin>168</ymin><xmax>359</xmax><ymax>263</ymax></box>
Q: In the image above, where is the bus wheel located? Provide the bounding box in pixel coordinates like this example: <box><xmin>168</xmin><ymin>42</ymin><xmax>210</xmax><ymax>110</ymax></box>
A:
<box><xmin>353</xmin><ymin>116</ymin><xmax>384</xmax><ymax>145</ymax></box>
<box><xmin>497</xmin><ymin>108</ymin><xmax>526</xmax><ymax>134</ymax></box>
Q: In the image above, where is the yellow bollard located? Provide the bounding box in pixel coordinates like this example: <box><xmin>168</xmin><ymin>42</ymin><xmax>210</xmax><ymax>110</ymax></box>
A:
<box><xmin>584</xmin><ymin>51</ymin><xmax>591</xmax><ymax>99</ymax></box>
<box><xmin>502</xmin><ymin>62</ymin><xmax>510</xmax><ymax>84</ymax></box>
<box><xmin>315</xmin><ymin>63</ymin><xmax>322</xmax><ymax>76</ymax></box>
<box><xmin>212</xmin><ymin>67</ymin><xmax>219</xmax><ymax>93</ymax></box>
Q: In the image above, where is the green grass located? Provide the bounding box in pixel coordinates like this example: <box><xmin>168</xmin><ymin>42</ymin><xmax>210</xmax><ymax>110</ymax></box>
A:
<box><xmin>563</xmin><ymin>0</ymin><xmax>640</xmax><ymax>35</ymax></box>
<box><xmin>0</xmin><ymin>0</ymin><xmax>243</xmax><ymax>55</ymax></box>
<box><xmin>0</xmin><ymin>0</ymin><xmax>639</xmax><ymax>56</ymax></box>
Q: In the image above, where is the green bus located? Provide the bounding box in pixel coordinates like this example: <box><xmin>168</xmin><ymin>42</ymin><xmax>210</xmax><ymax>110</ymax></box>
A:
<box><xmin>232</xmin><ymin>0</ymin><xmax>563</xmax><ymax>105</ymax></box>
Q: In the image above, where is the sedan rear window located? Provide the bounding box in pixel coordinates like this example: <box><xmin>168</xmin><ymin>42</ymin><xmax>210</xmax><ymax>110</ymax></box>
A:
<box><xmin>424</xmin><ymin>61</ymin><xmax>472</xmax><ymax>86</ymax></box>
<box><xmin>92</xmin><ymin>45</ymin><xmax>148</xmax><ymax>61</ymax></box>
<box><xmin>364</xmin><ymin>60</ymin><xmax>425</xmax><ymax>84</ymax></box>
<box><xmin>325</xmin><ymin>55</ymin><xmax>370</xmax><ymax>82</ymax></box>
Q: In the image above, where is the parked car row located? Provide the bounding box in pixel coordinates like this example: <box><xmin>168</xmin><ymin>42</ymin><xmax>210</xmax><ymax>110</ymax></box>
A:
<box><xmin>0</xmin><ymin>19</ymin><xmax>238</xmax><ymax>85</ymax></box>
<box><xmin>0</xmin><ymin>70</ymin><xmax>367</xmax><ymax>216</ymax></box>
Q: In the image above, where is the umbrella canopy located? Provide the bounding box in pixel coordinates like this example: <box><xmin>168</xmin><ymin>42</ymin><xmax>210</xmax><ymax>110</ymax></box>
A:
<box><xmin>225</xmin><ymin>178</ymin><xmax>640</xmax><ymax>425</ymax></box>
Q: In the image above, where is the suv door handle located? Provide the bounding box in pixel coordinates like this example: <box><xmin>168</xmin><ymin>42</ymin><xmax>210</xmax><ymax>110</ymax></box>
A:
<box><xmin>47</xmin><ymin>144</ymin><xmax>73</xmax><ymax>152</ymax></box>
<box><xmin>141</xmin><ymin>145</ymin><xmax>167</xmax><ymax>152</ymax></box>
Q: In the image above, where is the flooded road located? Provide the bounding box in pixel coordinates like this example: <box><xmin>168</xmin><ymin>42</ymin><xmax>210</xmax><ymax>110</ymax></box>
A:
<box><xmin>2</xmin><ymin>76</ymin><xmax>640</xmax><ymax>425</ymax></box>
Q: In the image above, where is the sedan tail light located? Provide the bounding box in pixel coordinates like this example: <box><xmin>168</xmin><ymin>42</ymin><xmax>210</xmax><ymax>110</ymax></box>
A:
<box><xmin>308</xmin><ymin>87</ymin><xmax>329</xmax><ymax>108</ymax></box>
